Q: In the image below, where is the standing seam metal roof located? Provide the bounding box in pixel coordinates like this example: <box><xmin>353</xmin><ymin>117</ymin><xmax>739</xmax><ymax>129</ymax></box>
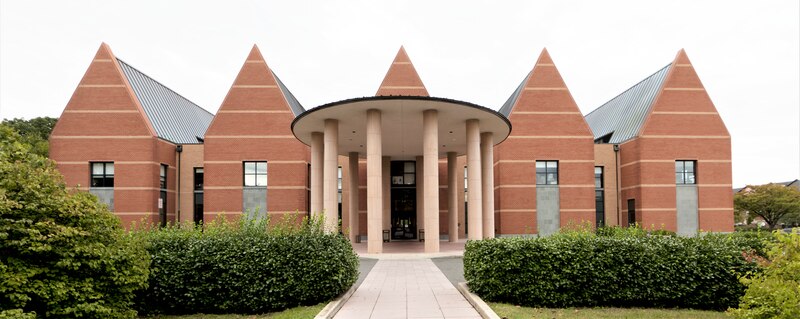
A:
<box><xmin>584</xmin><ymin>64</ymin><xmax>672</xmax><ymax>144</ymax></box>
<box><xmin>272</xmin><ymin>71</ymin><xmax>306</xmax><ymax>117</ymax></box>
<box><xmin>498</xmin><ymin>71</ymin><xmax>531</xmax><ymax>117</ymax></box>
<box><xmin>117</xmin><ymin>59</ymin><xmax>214</xmax><ymax>144</ymax></box>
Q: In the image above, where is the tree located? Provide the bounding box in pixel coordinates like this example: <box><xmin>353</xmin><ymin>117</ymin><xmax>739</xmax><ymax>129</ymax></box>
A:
<box><xmin>734</xmin><ymin>184</ymin><xmax>800</xmax><ymax>229</ymax></box>
<box><xmin>1</xmin><ymin>117</ymin><xmax>58</xmax><ymax>157</ymax></box>
<box><xmin>0</xmin><ymin>125</ymin><xmax>149</xmax><ymax>318</ymax></box>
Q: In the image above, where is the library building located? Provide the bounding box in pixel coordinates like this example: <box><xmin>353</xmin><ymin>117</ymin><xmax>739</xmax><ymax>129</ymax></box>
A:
<box><xmin>50</xmin><ymin>43</ymin><xmax>733</xmax><ymax>253</ymax></box>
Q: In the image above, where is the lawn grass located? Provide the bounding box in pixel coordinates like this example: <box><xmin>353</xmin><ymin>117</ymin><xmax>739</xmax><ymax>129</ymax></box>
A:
<box><xmin>488</xmin><ymin>302</ymin><xmax>729</xmax><ymax>319</ymax></box>
<box><xmin>139</xmin><ymin>303</ymin><xmax>325</xmax><ymax>319</ymax></box>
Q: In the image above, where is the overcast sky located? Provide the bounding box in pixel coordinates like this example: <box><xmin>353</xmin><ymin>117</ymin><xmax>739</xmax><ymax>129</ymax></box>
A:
<box><xmin>1</xmin><ymin>0</ymin><xmax>798</xmax><ymax>187</ymax></box>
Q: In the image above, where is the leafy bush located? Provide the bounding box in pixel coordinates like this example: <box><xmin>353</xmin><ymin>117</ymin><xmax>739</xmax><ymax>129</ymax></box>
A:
<box><xmin>729</xmin><ymin>230</ymin><xmax>800</xmax><ymax>319</ymax></box>
<box><xmin>0</xmin><ymin>125</ymin><xmax>149</xmax><ymax>318</ymax></box>
<box><xmin>134</xmin><ymin>216</ymin><xmax>359</xmax><ymax>315</ymax></box>
<box><xmin>464</xmin><ymin>229</ymin><xmax>762</xmax><ymax>310</ymax></box>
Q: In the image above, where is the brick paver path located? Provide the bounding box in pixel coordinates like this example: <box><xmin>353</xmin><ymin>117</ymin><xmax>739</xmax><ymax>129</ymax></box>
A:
<box><xmin>334</xmin><ymin>259</ymin><xmax>481</xmax><ymax>319</ymax></box>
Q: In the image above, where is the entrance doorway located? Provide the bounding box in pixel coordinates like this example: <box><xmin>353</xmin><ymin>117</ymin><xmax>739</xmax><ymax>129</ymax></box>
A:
<box><xmin>390</xmin><ymin>161</ymin><xmax>417</xmax><ymax>240</ymax></box>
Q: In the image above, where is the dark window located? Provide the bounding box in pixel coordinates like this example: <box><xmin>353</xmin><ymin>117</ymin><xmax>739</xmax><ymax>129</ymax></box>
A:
<box><xmin>595</xmin><ymin>166</ymin><xmax>604</xmax><ymax>188</ymax></box>
<box><xmin>595</xmin><ymin>167</ymin><xmax>604</xmax><ymax>228</ymax></box>
<box><xmin>391</xmin><ymin>161</ymin><xmax>416</xmax><ymax>186</ymax></box>
<box><xmin>91</xmin><ymin>162</ymin><xmax>114</xmax><ymax>187</ymax></box>
<box><xmin>338</xmin><ymin>166</ymin><xmax>343</xmax><ymax>227</ymax></box>
<box><xmin>464</xmin><ymin>166</ymin><xmax>468</xmax><ymax>234</ymax></box>
<box><xmin>160</xmin><ymin>164</ymin><xmax>167</xmax><ymax>189</ymax></box>
<box><xmin>244</xmin><ymin>161</ymin><xmax>267</xmax><ymax>187</ymax></box>
<box><xmin>675</xmin><ymin>160</ymin><xmax>696</xmax><ymax>184</ymax></box>
<box><xmin>194</xmin><ymin>168</ymin><xmax>204</xmax><ymax>190</ymax></box>
<box><xmin>536</xmin><ymin>161</ymin><xmax>558</xmax><ymax>185</ymax></box>
<box><xmin>193</xmin><ymin>168</ymin><xmax>204</xmax><ymax>224</ymax></box>
<box><xmin>627</xmin><ymin>199</ymin><xmax>636</xmax><ymax>226</ymax></box>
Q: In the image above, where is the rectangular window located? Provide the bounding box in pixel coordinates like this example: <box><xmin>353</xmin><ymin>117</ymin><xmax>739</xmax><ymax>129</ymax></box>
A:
<box><xmin>243</xmin><ymin>161</ymin><xmax>267</xmax><ymax>187</ymax></box>
<box><xmin>675</xmin><ymin>160</ymin><xmax>696</xmax><ymax>184</ymax></box>
<box><xmin>627</xmin><ymin>199</ymin><xmax>636</xmax><ymax>226</ymax></box>
<box><xmin>391</xmin><ymin>161</ymin><xmax>416</xmax><ymax>185</ymax></box>
<box><xmin>160</xmin><ymin>164</ymin><xmax>167</xmax><ymax>189</ymax></box>
<box><xmin>194</xmin><ymin>168</ymin><xmax>204</xmax><ymax>190</ymax></box>
<box><xmin>535</xmin><ymin>161</ymin><xmax>558</xmax><ymax>185</ymax></box>
<box><xmin>595</xmin><ymin>166</ymin><xmax>604</xmax><ymax>189</ymax></box>
<box><xmin>193</xmin><ymin>168</ymin><xmax>204</xmax><ymax>224</ymax></box>
<box><xmin>91</xmin><ymin>162</ymin><xmax>114</xmax><ymax>187</ymax></box>
<box><xmin>595</xmin><ymin>167</ymin><xmax>604</xmax><ymax>228</ymax></box>
<box><xmin>338</xmin><ymin>166</ymin><xmax>343</xmax><ymax>204</ymax></box>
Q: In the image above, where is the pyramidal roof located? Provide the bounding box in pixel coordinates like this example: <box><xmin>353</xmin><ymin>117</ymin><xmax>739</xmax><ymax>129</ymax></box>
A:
<box><xmin>117</xmin><ymin>59</ymin><xmax>213</xmax><ymax>144</ymax></box>
<box><xmin>584</xmin><ymin>63</ymin><xmax>672</xmax><ymax>143</ymax></box>
<box><xmin>376</xmin><ymin>46</ymin><xmax>429</xmax><ymax>96</ymax></box>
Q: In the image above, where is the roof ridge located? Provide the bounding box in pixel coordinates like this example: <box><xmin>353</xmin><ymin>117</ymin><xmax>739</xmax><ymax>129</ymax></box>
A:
<box><xmin>116</xmin><ymin>58</ymin><xmax>212</xmax><ymax>117</ymax></box>
<box><xmin>584</xmin><ymin>63</ymin><xmax>672</xmax><ymax>118</ymax></box>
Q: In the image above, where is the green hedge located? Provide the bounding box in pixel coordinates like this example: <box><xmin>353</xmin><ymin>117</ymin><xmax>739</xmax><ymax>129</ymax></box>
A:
<box><xmin>134</xmin><ymin>217</ymin><xmax>359</xmax><ymax>315</ymax></box>
<box><xmin>464</xmin><ymin>229</ymin><xmax>762</xmax><ymax>310</ymax></box>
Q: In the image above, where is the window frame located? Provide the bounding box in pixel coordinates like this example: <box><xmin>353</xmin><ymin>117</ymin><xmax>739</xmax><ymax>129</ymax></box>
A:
<box><xmin>159</xmin><ymin>164</ymin><xmax>168</xmax><ymax>189</ymax></box>
<box><xmin>535</xmin><ymin>160</ymin><xmax>559</xmax><ymax>185</ymax></box>
<box><xmin>595</xmin><ymin>166</ymin><xmax>605</xmax><ymax>227</ymax></box>
<box><xmin>675</xmin><ymin>160</ymin><xmax>697</xmax><ymax>185</ymax></box>
<box><xmin>243</xmin><ymin>161</ymin><xmax>268</xmax><ymax>187</ymax></box>
<box><xmin>90</xmin><ymin>162</ymin><xmax>114</xmax><ymax>188</ymax></box>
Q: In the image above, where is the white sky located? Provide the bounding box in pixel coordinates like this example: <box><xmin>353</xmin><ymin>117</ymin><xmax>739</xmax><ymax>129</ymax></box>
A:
<box><xmin>1</xmin><ymin>0</ymin><xmax>798</xmax><ymax>188</ymax></box>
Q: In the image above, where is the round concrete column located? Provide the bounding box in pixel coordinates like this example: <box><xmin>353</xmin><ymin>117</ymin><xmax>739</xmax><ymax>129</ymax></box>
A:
<box><xmin>447</xmin><ymin>152</ymin><xmax>459</xmax><ymax>242</ymax></box>
<box><xmin>423</xmin><ymin>110</ymin><xmax>440</xmax><ymax>253</ymax></box>
<box><xmin>466</xmin><ymin>119</ymin><xmax>483</xmax><ymax>240</ymax></box>
<box><xmin>481</xmin><ymin>132</ymin><xmax>495</xmax><ymax>238</ymax></box>
<box><xmin>366</xmin><ymin>109</ymin><xmax>383</xmax><ymax>254</ymax></box>
<box><xmin>415</xmin><ymin>156</ymin><xmax>425</xmax><ymax>234</ymax></box>
<box><xmin>310</xmin><ymin>132</ymin><xmax>323</xmax><ymax>219</ymax></box>
<box><xmin>323</xmin><ymin>119</ymin><xmax>339</xmax><ymax>233</ymax></box>
<box><xmin>348</xmin><ymin>152</ymin><xmax>359</xmax><ymax>242</ymax></box>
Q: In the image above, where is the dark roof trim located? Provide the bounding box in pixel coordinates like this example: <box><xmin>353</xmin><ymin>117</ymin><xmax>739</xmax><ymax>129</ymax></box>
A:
<box><xmin>291</xmin><ymin>95</ymin><xmax>511</xmax><ymax>132</ymax></box>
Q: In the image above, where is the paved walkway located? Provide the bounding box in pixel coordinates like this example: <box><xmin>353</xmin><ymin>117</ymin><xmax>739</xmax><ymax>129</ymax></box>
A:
<box><xmin>334</xmin><ymin>259</ymin><xmax>481</xmax><ymax>319</ymax></box>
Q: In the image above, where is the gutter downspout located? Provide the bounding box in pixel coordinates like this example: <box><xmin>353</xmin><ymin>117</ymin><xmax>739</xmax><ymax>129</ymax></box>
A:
<box><xmin>177</xmin><ymin>145</ymin><xmax>183</xmax><ymax>224</ymax></box>
<box><xmin>614</xmin><ymin>144</ymin><xmax>621</xmax><ymax>226</ymax></box>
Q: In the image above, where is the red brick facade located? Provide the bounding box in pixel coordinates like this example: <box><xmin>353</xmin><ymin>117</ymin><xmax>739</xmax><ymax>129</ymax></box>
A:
<box><xmin>51</xmin><ymin>44</ymin><xmax>733</xmax><ymax>234</ymax></box>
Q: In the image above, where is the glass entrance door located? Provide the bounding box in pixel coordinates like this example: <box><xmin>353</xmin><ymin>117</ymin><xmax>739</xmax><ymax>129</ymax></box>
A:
<box><xmin>390</xmin><ymin>161</ymin><xmax>417</xmax><ymax>240</ymax></box>
<box><xmin>391</xmin><ymin>188</ymin><xmax>417</xmax><ymax>240</ymax></box>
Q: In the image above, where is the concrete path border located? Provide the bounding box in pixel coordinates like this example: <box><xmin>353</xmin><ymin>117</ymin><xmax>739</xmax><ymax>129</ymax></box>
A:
<box><xmin>315</xmin><ymin>283</ymin><xmax>358</xmax><ymax>319</ymax></box>
<box><xmin>456</xmin><ymin>282</ymin><xmax>501</xmax><ymax>319</ymax></box>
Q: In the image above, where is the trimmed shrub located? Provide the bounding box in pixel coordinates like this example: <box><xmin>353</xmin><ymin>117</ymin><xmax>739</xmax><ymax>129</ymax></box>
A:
<box><xmin>729</xmin><ymin>230</ymin><xmax>800</xmax><ymax>319</ymax></box>
<box><xmin>464</xmin><ymin>229</ymin><xmax>761</xmax><ymax>310</ymax></box>
<box><xmin>134</xmin><ymin>216</ymin><xmax>359</xmax><ymax>315</ymax></box>
<box><xmin>0</xmin><ymin>125</ymin><xmax>149</xmax><ymax>318</ymax></box>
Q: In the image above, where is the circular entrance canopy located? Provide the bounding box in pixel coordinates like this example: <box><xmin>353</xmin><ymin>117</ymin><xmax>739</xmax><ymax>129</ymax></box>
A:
<box><xmin>291</xmin><ymin>96</ymin><xmax>511</xmax><ymax>158</ymax></box>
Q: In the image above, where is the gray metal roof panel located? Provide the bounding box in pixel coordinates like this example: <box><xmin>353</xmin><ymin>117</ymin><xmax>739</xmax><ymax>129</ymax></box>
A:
<box><xmin>117</xmin><ymin>59</ymin><xmax>213</xmax><ymax>144</ymax></box>
<box><xmin>272</xmin><ymin>71</ymin><xmax>305</xmax><ymax>117</ymax></box>
<box><xmin>498</xmin><ymin>71</ymin><xmax>531</xmax><ymax>117</ymax></box>
<box><xmin>584</xmin><ymin>64</ymin><xmax>671</xmax><ymax>144</ymax></box>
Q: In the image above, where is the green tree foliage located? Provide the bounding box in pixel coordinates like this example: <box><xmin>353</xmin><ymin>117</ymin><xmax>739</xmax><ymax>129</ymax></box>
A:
<box><xmin>729</xmin><ymin>230</ymin><xmax>800</xmax><ymax>318</ymax></box>
<box><xmin>1</xmin><ymin>117</ymin><xmax>58</xmax><ymax>157</ymax></box>
<box><xmin>735</xmin><ymin>184</ymin><xmax>800</xmax><ymax>229</ymax></box>
<box><xmin>0</xmin><ymin>125</ymin><xmax>149</xmax><ymax>318</ymax></box>
<box><xmin>134</xmin><ymin>216</ymin><xmax>359</xmax><ymax>315</ymax></box>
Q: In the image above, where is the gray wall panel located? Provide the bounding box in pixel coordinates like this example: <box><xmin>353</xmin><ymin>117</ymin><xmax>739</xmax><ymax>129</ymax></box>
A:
<box><xmin>536</xmin><ymin>186</ymin><xmax>560</xmax><ymax>236</ymax></box>
<box><xmin>90</xmin><ymin>188</ymin><xmax>114</xmax><ymax>211</ymax></box>
<box><xmin>676</xmin><ymin>185</ymin><xmax>698</xmax><ymax>236</ymax></box>
<box><xmin>243</xmin><ymin>187</ymin><xmax>267</xmax><ymax>220</ymax></box>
